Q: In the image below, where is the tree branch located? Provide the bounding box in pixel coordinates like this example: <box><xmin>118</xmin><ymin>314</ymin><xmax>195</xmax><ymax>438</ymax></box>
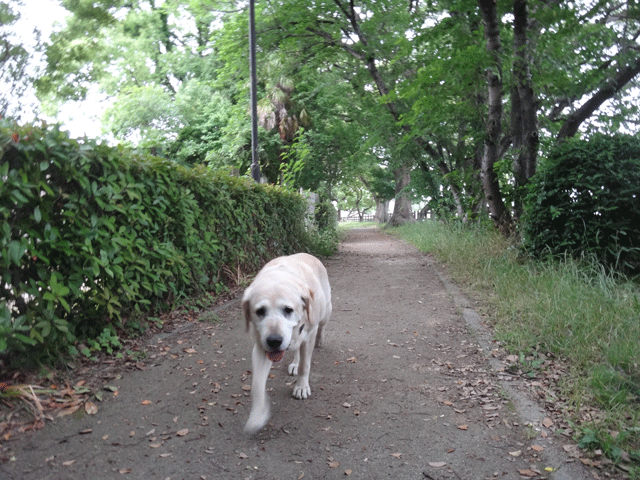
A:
<box><xmin>558</xmin><ymin>55</ymin><xmax>640</xmax><ymax>140</ymax></box>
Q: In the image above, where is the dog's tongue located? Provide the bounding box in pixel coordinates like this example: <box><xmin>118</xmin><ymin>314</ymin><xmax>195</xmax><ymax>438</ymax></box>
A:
<box><xmin>266</xmin><ymin>350</ymin><xmax>285</xmax><ymax>363</ymax></box>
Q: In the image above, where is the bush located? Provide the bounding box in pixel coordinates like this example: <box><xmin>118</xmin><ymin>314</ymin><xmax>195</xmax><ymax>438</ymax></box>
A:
<box><xmin>307</xmin><ymin>201</ymin><xmax>339</xmax><ymax>256</ymax></box>
<box><xmin>0</xmin><ymin>121</ymin><xmax>310</xmax><ymax>363</ymax></box>
<box><xmin>523</xmin><ymin>134</ymin><xmax>640</xmax><ymax>273</ymax></box>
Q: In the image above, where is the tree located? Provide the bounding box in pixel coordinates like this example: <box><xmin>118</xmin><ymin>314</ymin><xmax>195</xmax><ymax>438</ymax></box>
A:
<box><xmin>35</xmin><ymin>0</ymin><xmax>640</xmax><ymax>233</ymax></box>
<box><xmin>334</xmin><ymin>178</ymin><xmax>375</xmax><ymax>221</ymax></box>
<box><xmin>478</xmin><ymin>0</ymin><xmax>513</xmax><ymax>232</ymax></box>
<box><xmin>473</xmin><ymin>0</ymin><xmax>640</xmax><ymax>232</ymax></box>
<box><xmin>360</xmin><ymin>166</ymin><xmax>395</xmax><ymax>223</ymax></box>
<box><xmin>0</xmin><ymin>0</ymin><xmax>41</xmax><ymax>119</ymax></box>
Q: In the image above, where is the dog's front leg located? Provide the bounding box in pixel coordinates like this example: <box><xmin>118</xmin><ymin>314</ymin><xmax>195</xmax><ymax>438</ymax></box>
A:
<box><xmin>292</xmin><ymin>328</ymin><xmax>317</xmax><ymax>399</ymax></box>
<box><xmin>288</xmin><ymin>348</ymin><xmax>300</xmax><ymax>376</ymax></box>
<box><xmin>245</xmin><ymin>344</ymin><xmax>272</xmax><ymax>433</ymax></box>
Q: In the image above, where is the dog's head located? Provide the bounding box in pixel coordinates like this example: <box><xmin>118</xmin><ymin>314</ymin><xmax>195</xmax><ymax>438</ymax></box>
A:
<box><xmin>242</xmin><ymin>273</ymin><xmax>314</xmax><ymax>363</ymax></box>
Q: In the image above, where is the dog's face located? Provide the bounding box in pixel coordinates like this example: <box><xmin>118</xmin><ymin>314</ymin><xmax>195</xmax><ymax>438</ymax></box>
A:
<box><xmin>243</xmin><ymin>279</ymin><xmax>311</xmax><ymax>362</ymax></box>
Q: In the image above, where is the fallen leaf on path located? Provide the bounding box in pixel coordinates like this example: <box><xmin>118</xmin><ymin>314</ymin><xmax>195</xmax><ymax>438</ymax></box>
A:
<box><xmin>141</xmin><ymin>400</ymin><xmax>152</xmax><ymax>405</ymax></box>
<box><xmin>391</xmin><ymin>453</ymin><xmax>402</xmax><ymax>459</ymax></box>
<box><xmin>531</xmin><ymin>445</ymin><xmax>544</xmax><ymax>452</ymax></box>
<box><xmin>509</xmin><ymin>450</ymin><xmax>522</xmax><ymax>457</ymax></box>
<box><xmin>457</xmin><ymin>425</ymin><xmax>468</xmax><ymax>430</ymax></box>
<box><xmin>542</xmin><ymin>417</ymin><xmax>553</xmax><ymax>428</ymax></box>
<box><xmin>238</xmin><ymin>452</ymin><xmax>248</xmax><ymax>459</ymax></box>
<box><xmin>62</xmin><ymin>460</ymin><xmax>76</xmax><ymax>466</ymax></box>
<box><xmin>429</xmin><ymin>461</ymin><xmax>446</xmax><ymax>468</ymax></box>
<box><xmin>159</xmin><ymin>453</ymin><xmax>173</xmax><ymax>458</ymax></box>
<box><xmin>149</xmin><ymin>443</ymin><xmax>162</xmax><ymax>448</ymax></box>
<box><xmin>57</xmin><ymin>405</ymin><xmax>80</xmax><ymax>418</ymax></box>
<box><xmin>119</xmin><ymin>468</ymin><xmax>131</xmax><ymax>474</ymax></box>
<box><xmin>176</xmin><ymin>428</ymin><xmax>189</xmax><ymax>436</ymax></box>
<box><xmin>562</xmin><ymin>444</ymin><xmax>581</xmax><ymax>458</ymax></box>
<box><xmin>345</xmin><ymin>469</ymin><xmax>352</xmax><ymax>475</ymax></box>
<box><xmin>79</xmin><ymin>429</ymin><xmax>92</xmax><ymax>434</ymax></box>
<box><xmin>184</xmin><ymin>348</ymin><xmax>197</xmax><ymax>354</ymax></box>
<box><xmin>342</xmin><ymin>402</ymin><xmax>351</xmax><ymax>408</ymax></box>
<box><xmin>518</xmin><ymin>469</ymin><xmax>537</xmax><ymax>477</ymax></box>
<box><xmin>84</xmin><ymin>402</ymin><xmax>98</xmax><ymax>415</ymax></box>
<box><xmin>328</xmin><ymin>461</ymin><xmax>340</xmax><ymax>468</ymax></box>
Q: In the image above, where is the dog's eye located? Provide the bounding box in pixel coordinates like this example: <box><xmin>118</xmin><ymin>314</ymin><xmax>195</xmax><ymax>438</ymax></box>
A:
<box><xmin>256</xmin><ymin>307</ymin><xmax>266</xmax><ymax>317</ymax></box>
<box><xmin>283</xmin><ymin>306</ymin><xmax>294</xmax><ymax>316</ymax></box>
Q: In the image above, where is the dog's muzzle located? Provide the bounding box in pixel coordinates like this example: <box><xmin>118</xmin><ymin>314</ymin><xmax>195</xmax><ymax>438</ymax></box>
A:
<box><xmin>265</xmin><ymin>334</ymin><xmax>285</xmax><ymax>363</ymax></box>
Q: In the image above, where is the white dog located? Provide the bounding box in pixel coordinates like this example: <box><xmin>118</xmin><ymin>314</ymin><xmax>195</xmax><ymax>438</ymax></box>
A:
<box><xmin>242</xmin><ymin>253</ymin><xmax>332</xmax><ymax>433</ymax></box>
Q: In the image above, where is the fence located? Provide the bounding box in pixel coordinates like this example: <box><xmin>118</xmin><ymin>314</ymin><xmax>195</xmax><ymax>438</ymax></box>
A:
<box><xmin>340</xmin><ymin>211</ymin><xmax>432</xmax><ymax>222</ymax></box>
<box><xmin>341</xmin><ymin>214</ymin><xmax>376</xmax><ymax>222</ymax></box>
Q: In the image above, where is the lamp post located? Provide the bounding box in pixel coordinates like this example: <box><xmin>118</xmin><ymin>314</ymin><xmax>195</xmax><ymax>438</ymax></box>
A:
<box><xmin>249</xmin><ymin>0</ymin><xmax>261</xmax><ymax>182</ymax></box>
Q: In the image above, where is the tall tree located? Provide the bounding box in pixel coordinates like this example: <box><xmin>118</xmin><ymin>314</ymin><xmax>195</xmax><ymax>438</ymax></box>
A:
<box><xmin>35</xmin><ymin>0</ymin><xmax>640</xmax><ymax>230</ymax></box>
<box><xmin>511</xmin><ymin>0</ymin><xmax>538</xmax><ymax>221</ymax></box>
<box><xmin>478</xmin><ymin>0</ymin><xmax>513</xmax><ymax>231</ymax></box>
<box><xmin>0</xmin><ymin>0</ymin><xmax>41</xmax><ymax>119</ymax></box>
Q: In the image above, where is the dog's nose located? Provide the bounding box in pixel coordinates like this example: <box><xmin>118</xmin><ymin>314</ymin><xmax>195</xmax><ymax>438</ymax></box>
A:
<box><xmin>266</xmin><ymin>334</ymin><xmax>283</xmax><ymax>350</ymax></box>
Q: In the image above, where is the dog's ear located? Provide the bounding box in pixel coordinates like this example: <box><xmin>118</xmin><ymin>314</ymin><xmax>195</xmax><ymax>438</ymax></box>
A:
<box><xmin>301</xmin><ymin>289</ymin><xmax>315</xmax><ymax>324</ymax></box>
<box><xmin>242</xmin><ymin>297</ymin><xmax>252</xmax><ymax>332</ymax></box>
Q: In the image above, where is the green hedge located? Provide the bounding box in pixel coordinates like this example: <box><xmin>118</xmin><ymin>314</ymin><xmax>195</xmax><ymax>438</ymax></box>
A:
<box><xmin>0</xmin><ymin>121</ymin><xmax>308</xmax><ymax>360</ymax></box>
<box><xmin>523</xmin><ymin>134</ymin><xmax>640</xmax><ymax>272</ymax></box>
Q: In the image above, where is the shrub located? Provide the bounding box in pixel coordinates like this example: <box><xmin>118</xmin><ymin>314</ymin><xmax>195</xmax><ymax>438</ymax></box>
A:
<box><xmin>0</xmin><ymin>121</ymin><xmax>310</xmax><ymax>363</ymax></box>
<box><xmin>307</xmin><ymin>201</ymin><xmax>339</xmax><ymax>256</ymax></box>
<box><xmin>522</xmin><ymin>134</ymin><xmax>640</xmax><ymax>273</ymax></box>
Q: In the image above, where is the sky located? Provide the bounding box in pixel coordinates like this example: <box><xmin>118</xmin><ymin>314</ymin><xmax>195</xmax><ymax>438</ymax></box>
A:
<box><xmin>12</xmin><ymin>0</ymin><xmax>107</xmax><ymax>139</ymax></box>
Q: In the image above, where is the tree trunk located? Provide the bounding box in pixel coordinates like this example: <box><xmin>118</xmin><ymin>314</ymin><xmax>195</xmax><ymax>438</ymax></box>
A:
<box><xmin>387</xmin><ymin>167</ymin><xmax>415</xmax><ymax>227</ymax></box>
<box><xmin>511</xmin><ymin>0</ymin><xmax>538</xmax><ymax>221</ymax></box>
<box><xmin>435</xmin><ymin>160</ymin><xmax>466</xmax><ymax>219</ymax></box>
<box><xmin>374</xmin><ymin>200</ymin><xmax>389</xmax><ymax>223</ymax></box>
<box><xmin>478</xmin><ymin>0</ymin><xmax>513</xmax><ymax>233</ymax></box>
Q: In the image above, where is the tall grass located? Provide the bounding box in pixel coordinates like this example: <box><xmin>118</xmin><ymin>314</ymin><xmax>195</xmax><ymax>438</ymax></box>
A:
<box><xmin>390</xmin><ymin>221</ymin><xmax>640</xmax><ymax>472</ymax></box>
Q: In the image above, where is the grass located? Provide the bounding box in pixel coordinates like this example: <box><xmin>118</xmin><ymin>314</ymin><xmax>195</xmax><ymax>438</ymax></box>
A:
<box><xmin>337</xmin><ymin>220</ymin><xmax>379</xmax><ymax>231</ymax></box>
<box><xmin>389</xmin><ymin>220</ymin><xmax>640</xmax><ymax>476</ymax></box>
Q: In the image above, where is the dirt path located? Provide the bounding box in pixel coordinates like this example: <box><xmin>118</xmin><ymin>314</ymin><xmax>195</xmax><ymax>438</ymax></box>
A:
<box><xmin>1</xmin><ymin>228</ymin><xmax>597</xmax><ymax>480</ymax></box>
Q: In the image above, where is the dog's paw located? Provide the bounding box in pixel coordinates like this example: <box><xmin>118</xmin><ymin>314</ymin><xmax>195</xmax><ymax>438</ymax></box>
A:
<box><xmin>288</xmin><ymin>363</ymin><xmax>298</xmax><ymax>376</ymax></box>
<box><xmin>244</xmin><ymin>406</ymin><xmax>270</xmax><ymax>434</ymax></box>
<box><xmin>292</xmin><ymin>384</ymin><xmax>311</xmax><ymax>399</ymax></box>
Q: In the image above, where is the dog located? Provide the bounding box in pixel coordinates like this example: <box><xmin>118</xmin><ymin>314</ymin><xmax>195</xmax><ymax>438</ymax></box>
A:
<box><xmin>242</xmin><ymin>253</ymin><xmax>332</xmax><ymax>433</ymax></box>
